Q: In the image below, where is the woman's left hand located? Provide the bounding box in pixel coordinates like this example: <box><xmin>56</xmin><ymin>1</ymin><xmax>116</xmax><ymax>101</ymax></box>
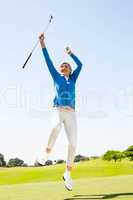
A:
<box><xmin>66</xmin><ymin>47</ymin><xmax>72</xmax><ymax>55</ymax></box>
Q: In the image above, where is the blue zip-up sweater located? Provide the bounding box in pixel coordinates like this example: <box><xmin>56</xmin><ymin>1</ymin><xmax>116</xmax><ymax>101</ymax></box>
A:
<box><xmin>42</xmin><ymin>48</ymin><xmax>82</xmax><ymax>109</ymax></box>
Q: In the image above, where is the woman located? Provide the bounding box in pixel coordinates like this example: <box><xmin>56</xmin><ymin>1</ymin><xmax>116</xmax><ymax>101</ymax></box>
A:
<box><xmin>39</xmin><ymin>33</ymin><xmax>82</xmax><ymax>191</ymax></box>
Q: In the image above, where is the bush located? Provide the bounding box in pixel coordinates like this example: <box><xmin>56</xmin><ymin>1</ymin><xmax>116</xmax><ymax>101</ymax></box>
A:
<box><xmin>74</xmin><ymin>154</ymin><xmax>89</xmax><ymax>162</ymax></box>
<box><xmin>90</xmin><ymin>156</ymin><xmax>99</xmax><ymax>160</ymax></box>
<box><xmin>126</xmin><ymin>145</ymin><xmax>133</xmax><ymax>152</ymax></box>
<box><xmin>0</xmin><ymin>153</ymin><xmax>6</xmax><ymax>167</ymax></box>
<box><xmin>44</xmin><ymin>160</ymin><xmax>53</xmax><ymax>166</ymax></box>
<box><xmin>56</xmin><ymin>159</ymin><xmax>65</xmax><ymax>164</ymax></box>
<box><xmin>103</xmin><ymin>150</ymin><xmax>125</xmax><ymax>162</ymax></box>
<box><xmin>8</xmin><ymin>158</ymin><xmax>24</xmax><ymax>167</ymax></box>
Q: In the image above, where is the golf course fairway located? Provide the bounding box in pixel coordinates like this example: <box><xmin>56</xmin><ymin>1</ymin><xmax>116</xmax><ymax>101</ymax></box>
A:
<box><xmin>0</xmin><ymin>159</ymin><xmax>133</xmax><ymax>200</ymax></box>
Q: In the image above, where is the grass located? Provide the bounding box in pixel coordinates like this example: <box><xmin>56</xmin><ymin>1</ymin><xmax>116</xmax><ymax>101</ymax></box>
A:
<box><xmin>0</xmin><ymin>159</ymin><xmax>133</xmax><ymax>200</ymax></box>
<box><xmin>0</xmin><ymin>175</ymin><xmax>133</xmax><ymax>200</ymax></box>
<box><xmin>0</xmin><ymin>158</ymin><xmax>133</xmax><ymax>185</ymax></box>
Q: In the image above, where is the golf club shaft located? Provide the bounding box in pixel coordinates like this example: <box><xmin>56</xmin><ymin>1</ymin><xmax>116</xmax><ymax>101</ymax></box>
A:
<box><xmin>22</xmin><ymin>15</ymin><xmax>53</xmax><ymax>69</ymax></box>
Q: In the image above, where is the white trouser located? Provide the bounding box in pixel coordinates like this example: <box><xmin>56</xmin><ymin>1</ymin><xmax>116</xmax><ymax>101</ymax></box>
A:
<box><xmin>47</xmin><ymin>108</ymin><xmax>77</xmax><ymax>167</ymax></box>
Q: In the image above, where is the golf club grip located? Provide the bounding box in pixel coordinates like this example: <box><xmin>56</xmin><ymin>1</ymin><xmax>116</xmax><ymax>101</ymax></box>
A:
<box><xmin>22</xmin><ymin>52</ymin><xmax>32</xmax><ymax>68</ymax></box>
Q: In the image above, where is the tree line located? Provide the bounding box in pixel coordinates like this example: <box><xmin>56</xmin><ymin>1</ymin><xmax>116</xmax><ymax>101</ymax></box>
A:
<box><xmin>102</xmin><ymin>145</ymin><xmax>133</xmax><ymax>162</ymax></box>
<box><xmin>0</xmin><ymin>145</ymin><xmax>132</xmax><ymax>167</ymax></box>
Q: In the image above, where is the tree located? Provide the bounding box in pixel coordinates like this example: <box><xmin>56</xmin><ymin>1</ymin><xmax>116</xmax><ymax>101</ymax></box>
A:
<box><xmin>74</xmin><ymin>154</ymin><xmax>89</xmax><ymax>162</ymax></box>
<box><xmin>103</xmin><ymin>150</ymin><xmax>125</xmax><ymax>162</ymax></box>
<box><xmin>8</xmin><ymin>158</ymin><xmax>24</xmax><ymax>167</ymax></box>
<box><xmin>0</xmin><ymin>153</ymin><xmax>6</xmax><ymax>167</ymax></box>
<box><xmin>124</xmin><ymin>145</ymin><xmax>133</xmax><ymax>161</ymax></box>
<box><xmin>90</xmin><ymin>156</ymin><xmax>99</xmax><ymax>160</ymax></box>
<box><xmin>126</xmin><ymin>145</ymin><xmax>133</xmax><ymax>151</ymax></box>
<box><xmin>55</xmin><ymin>159</ymin><xmax>65</xmax><ymax>164</ymax></box>
<box><xmin>44</xmin><ymin>160</ymin><xmax>53</xmax><ymax>166</ymax></box>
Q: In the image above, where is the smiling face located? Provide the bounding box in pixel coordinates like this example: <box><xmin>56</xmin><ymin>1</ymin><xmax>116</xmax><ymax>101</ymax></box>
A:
<box><xmin>60</xmin><ymin>62</ymin><xmax>72</xmax><ymax>77</ymax></box>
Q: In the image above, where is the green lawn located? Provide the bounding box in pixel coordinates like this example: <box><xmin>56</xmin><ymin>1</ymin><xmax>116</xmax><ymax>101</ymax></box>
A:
<box><xmin>0</xmin><ymin>159</ymin><xmax>133</xmax><ymax>185</ymax></box>
<box><xmin>0</xmin><ymin>159</ymin><xmax>133</xmax><ymax>200</ymax></box>
<box><xmin>0</xmin><ymin>176</ymin><xmax>133</xmax><ymax>200</ymax></box>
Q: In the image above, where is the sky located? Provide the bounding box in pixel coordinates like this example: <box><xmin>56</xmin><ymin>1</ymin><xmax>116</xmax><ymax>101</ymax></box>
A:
<box><xmin>0</xmin><ymin>0</ymin><xmax>133</xmax><ymax>165</ymax></box>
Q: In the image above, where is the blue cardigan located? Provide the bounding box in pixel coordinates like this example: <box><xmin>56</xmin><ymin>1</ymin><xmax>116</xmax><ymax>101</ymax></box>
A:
<box><xmin>42</xmin><ymin>48</ymin><xmax>82</xmax><ymax>109</ymax></box>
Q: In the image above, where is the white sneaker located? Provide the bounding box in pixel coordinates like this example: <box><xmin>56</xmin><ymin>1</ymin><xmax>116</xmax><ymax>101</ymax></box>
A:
<box><xmin>63</xmin><ymin>172</ymin><xmax>73</xmax><ymax>191</ymax></box>
<box><xmin>37</xmin><ymin>158</ymin><xmax>45</xmax><ymax>166</ymax></box>
<box><xmin>37</xmin><ymin>152</ymin><xmax>50</xmax><ymax>166</ymax></box>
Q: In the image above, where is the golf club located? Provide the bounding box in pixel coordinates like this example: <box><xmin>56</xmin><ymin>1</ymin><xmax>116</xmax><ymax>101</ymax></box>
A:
<box><xmin>22</xmin><ymin>15</ymin><xmax>53</xmax><ymax>69</ymax></box>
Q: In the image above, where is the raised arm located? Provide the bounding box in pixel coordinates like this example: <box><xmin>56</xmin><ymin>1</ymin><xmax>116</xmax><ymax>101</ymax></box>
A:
<box><xmin>39</xmin><ymin>33</ymin><xmax>59</xmax><ymax>80</ymax></box>
<box><xmin>66</xmin><ymin>47</ymin><xmax>82</xmax><ymax>82</ymax></box>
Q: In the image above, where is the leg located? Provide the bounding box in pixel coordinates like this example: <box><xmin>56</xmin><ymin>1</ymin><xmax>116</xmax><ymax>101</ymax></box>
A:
<box><xmin>46</xmin><ymin>109</ymin><xmax>63</xmax><ymax>153</ymax></box>
<box><xmin>63</xmin><ymin>111</ymin><xmax>77</xmax><ymax>191</ymax></box>
<box><xmin>46</xmin><ymin>123</ymin><xmax>62</xmax><ymax>151</ymax></box>
<box><xmin>64</xmin><ymin>112</ymin><xmax>77</xmax><ymax>170</ymax></box>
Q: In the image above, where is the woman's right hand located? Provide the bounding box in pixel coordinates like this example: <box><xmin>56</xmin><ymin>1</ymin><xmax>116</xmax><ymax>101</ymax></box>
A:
<box><xmin>39</xmin><ymin>33</ymin><xmax>45</xmax><ymax>48</ymax></box>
